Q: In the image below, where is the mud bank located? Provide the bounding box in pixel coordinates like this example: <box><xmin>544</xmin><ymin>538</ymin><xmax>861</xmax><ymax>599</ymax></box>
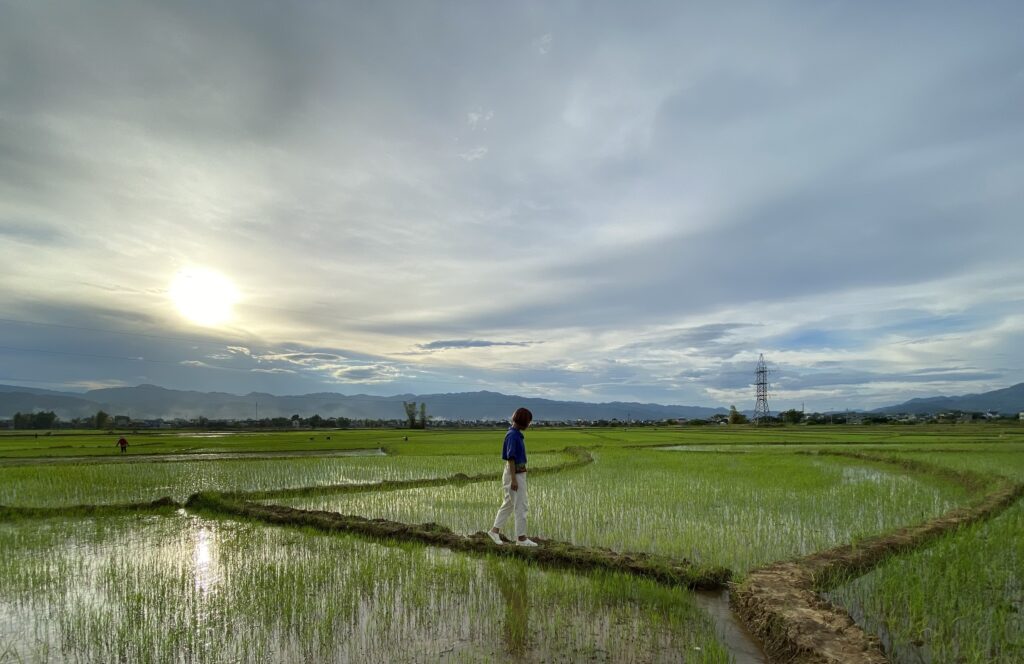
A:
<box><xmin>186</xmin><ymin>490</ymin><xmax>730</xmax><ymax>590</ymax></box>
<box><xmin>227</xmin><ymin>446</ymin><xmax>594</xmax><ymax>501</ymax></box>
<box><xmin>733</xmin><ymin>453</ymin><xmax>1024</xmax><ymax>664</ymax></box>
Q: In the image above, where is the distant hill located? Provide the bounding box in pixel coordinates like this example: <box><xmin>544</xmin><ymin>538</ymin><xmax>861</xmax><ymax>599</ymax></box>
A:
<box><xmin>0</xmin><ymin>384</ymin><xmax>727</xmax><ymax>422</ymax></box>
<box><xmin>874</xmin><ymin>382</ymin><xmax>1024</xmax><ymax>415</ymax></box>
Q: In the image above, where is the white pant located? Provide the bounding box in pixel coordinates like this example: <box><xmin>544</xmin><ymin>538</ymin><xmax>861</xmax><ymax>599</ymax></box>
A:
<box><xmin>492</xmin><ymin>467</ymin><xmax>528</xmax><ymax>538</ymax></box>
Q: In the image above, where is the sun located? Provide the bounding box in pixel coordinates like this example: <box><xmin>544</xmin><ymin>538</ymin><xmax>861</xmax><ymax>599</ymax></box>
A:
<box><xmin>169</xmin><ymin>267</ymin><xmax>239</xmax><ymax>326</ymax></box>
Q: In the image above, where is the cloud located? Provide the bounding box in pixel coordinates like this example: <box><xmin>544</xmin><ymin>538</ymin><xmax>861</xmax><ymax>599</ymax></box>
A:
<box><xmin>1</xmin><ymin>2</ymin><xmax>1022</xmax><ymax>410</ymax></box>
<box><xmin>0</xmin><ymin>221</ymin><xmax>67</xmax><ymax>245</ymax></box>
<box><xmin>467</xmin><ymin>109</ymin><xmax>493</xmax><ymax>129</ymax></box>
<box><xmin>458</xmin><ymin>146</ymin><xmax>488</xmax><ymax>161</ymax></box>
<box><xmin>254</xmin><ymin>351</ymin><xmax>347</xmax><ymax>366</ymax></box>
<box><xmin>536</xmin><ymin>33</ymin><xmax>552</xmax><ymax>55</ymax></box>
<box><xmin>417</xmin><ymin>339</ymin><xmax>533</xmax><ymax>351</ymax></box>
<box><xmin>330</xmin><ymin>364</ymin><xmax>401</xmax><ymax>383</ymax></box>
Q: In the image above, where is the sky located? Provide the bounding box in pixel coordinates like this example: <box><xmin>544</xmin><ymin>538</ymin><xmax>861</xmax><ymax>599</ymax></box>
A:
<box><xmin>1</xmin><ymin>1</ymin><xmax>1023</xmax><ymax>411</ymax></box>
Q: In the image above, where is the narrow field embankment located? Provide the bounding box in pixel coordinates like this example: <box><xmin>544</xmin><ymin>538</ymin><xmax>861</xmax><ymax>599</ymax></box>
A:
<box><xmin>0</xmin><ymin>497</ymin><xmax>181</xmax><ymax>519</ymax></box>
<box><xmin>732</xmin><ymin>452</ymin><xmax>1024</xmax><ymax>664</ymax></box>
<box><xmin>226</xmin><ymin>446</ymin><xmax>594</xmax><ymax>501</ymax></box>
<box><xmin>186</xmin><ymin>490</ymin><xmax>731</xmax><ymax>590</ymax></box>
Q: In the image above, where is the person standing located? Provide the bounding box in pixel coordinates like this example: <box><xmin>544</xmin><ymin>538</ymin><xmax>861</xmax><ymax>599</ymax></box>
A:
<box><xmin>116</xmin><ymin>436</ymin><xmax>128</xmax><ymax>454</ymax></box>
<box><xmin>488</xmin><ymin>408</ymin><xmax>537</xmax><ymax>547</ymax></box>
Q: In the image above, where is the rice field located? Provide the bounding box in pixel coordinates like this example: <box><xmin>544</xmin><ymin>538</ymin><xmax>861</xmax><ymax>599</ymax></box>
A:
<box><xmin>0</xmin><ymin>513</ymin><xmax>730</xmax><ymax>663</ymax></box>
<box><xmin>0</xmin><ymin>424</ymin><xmax>1021</xmax><ymax>662</ymax></box>
<box><xmin>272</xmin><ymin>448</ymin><xmax>969</xmax><ymax>572</ymax></box>
<box><xmin>824</xmin><ymin>446</ymin><xmax>1024</xmax><ymax>664</ymax></box>
<box><xmin>0</xmin><ymin>450</ymin><xmax>572</xmax><ymax>507</ymax></box>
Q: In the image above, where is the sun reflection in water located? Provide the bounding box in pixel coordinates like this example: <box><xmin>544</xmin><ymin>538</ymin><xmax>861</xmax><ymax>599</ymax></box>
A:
<box><xmin>193</xmin><ymin>526</ymin><xmax>220</xmax><ymax>593</ymax></box>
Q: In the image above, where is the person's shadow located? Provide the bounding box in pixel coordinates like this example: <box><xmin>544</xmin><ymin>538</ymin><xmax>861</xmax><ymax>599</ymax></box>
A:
<box><xmin>487</xmin><ymin>559</ymin><xmax>530</xmax><ymax>657</ymax></box>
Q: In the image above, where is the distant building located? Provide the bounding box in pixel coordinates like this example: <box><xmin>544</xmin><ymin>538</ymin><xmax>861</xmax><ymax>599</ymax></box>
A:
<box><xmin>1019</xmin><ymin>412</ymin><xmax>1024</xmax><ymax>421</ymax></box>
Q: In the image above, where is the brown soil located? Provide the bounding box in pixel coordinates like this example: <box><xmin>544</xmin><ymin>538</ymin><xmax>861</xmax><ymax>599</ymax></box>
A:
<box><xmin>732</xmin><ymin>452</ymin><xmax>1024</xmax><ymax>664</ymax></box>
<box><xmin>185</xmin><ymin>490</ymin><xmax>731</xmax><ymax>589</ymax></box>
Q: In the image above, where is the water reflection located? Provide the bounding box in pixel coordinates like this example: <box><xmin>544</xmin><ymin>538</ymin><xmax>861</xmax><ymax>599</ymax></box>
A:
<box><xmin>488</xmin><ymin>560</ymin><xmax>529</xmax><ymax>656</ymax></box>
<box><xmin>193</xmin><ymin>525</ymin><xmax>220</xmax><ymax>594</ymax></box>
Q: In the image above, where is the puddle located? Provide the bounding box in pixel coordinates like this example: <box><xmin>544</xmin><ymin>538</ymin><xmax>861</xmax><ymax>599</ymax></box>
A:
<box><xmin>694</xmin><ymin>589</ymin><xmax>768</xmax><ymax>664</ymax></box>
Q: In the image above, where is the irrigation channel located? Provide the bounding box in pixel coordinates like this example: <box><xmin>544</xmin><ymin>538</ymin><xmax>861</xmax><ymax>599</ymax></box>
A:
<box><xmin>2</xmin><ymin>441</ymin><xmax>1021</xmax><ymax>662</ymax></box>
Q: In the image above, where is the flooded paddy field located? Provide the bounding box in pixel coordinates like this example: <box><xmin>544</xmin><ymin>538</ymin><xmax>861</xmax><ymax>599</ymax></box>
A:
<box><xmin>273</xmin><ymin>448</ymin><xmax>968</xmax><ymax>573</ymax></box>
<box><xmin>1</xmin><ymin>424</ymin><xmax>1021</xmax><ymax>662</ymax></box>
<box><xmin>0</xmin><ymin>451</ymin><xmax>573</xmax><ymax>507</ymax></box>
<box><xmin>0</xmin><ymin>512</ymin><xmax>732</xmax><ymax>663</ymax></box>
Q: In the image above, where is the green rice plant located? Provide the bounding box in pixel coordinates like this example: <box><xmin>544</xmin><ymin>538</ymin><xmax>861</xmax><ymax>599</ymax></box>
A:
<box><xmin>0</xmin><ymin>513</ymin><xmax>733</xmax><ymax>662</ymax></box>
<box><xmin>0</xmin><ymin>451</ymin><xmax>571</xmax><ymax>507</ymax></box>
<box><xmin>878</xmin><ymin>450</ymin><xmax>1024</xmax><ymax>482</ymax></box>
<box><xmin>827</xmin><ymin>499</ymin><xmax>1023</xmax><ymax>663</ymax></box>
<box><xmin>273</xmin><ymin>448</ymin><xmax>969</xmax><ymax>572</ymax></box>
<box><xmin>4</xmin><ymin>423</ymin><xmax>1019</xmax><ymax>459</ymax></box>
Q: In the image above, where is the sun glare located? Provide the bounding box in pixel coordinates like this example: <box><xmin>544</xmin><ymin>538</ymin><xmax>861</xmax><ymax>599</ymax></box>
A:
<box><xmin>169</xmin><ymin>267</ymin><xmax>239</xmax><ymax>327</ymax></box>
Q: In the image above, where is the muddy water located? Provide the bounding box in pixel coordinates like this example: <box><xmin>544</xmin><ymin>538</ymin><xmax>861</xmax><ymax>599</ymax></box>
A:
<box><xmin>694</xmin><ymin>589</ymin><xmax>768</xmax><ymax>663</ymax></box>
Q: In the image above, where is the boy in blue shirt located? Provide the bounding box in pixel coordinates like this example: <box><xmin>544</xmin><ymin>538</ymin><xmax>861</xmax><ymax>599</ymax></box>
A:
<box><xmin>488</xmin><ymin>407</ymin><xmax>538</xmax><ymax>546</ymax></box>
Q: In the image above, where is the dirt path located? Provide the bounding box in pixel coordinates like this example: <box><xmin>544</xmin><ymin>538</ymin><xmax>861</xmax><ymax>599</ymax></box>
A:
<box><xmin>732</xmin><ymin>452</ymin><xmax>1024</xmax><ymax>664</ymax></box>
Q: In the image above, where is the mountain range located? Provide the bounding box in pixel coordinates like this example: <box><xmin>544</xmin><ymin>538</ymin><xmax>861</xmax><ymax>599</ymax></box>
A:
<box><xmin>3</xmin><ymin>381</ymin><xmax>1022</xmax><ymax>423</ymax></box>
<box><xmin>872</xmin><ymin>382</ymin><xmax>1024</xmax><ymax>415</ymax></box>
<box><xmin>0</xmin><ymin>384</ymin><xmax>726</xmax><ymax>422</ymax></box>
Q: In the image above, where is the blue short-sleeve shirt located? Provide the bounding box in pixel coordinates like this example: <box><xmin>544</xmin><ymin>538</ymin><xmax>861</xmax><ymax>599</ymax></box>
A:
<box><xmin>501</xmin><ymin>427</ymin><xmax>527</xmax><ymax>466</ymax></box>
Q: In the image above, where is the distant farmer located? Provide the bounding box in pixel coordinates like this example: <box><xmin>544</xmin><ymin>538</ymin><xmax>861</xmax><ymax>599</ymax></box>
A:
<box><xmin>488</xmin><ymin>407</ymin><xmax>537</xmax><ymax>547</ymax></box>
<box><xmin>116</xmin><ymin>436</ymin><xmax>128</xmax><ymax>454</ymax></box>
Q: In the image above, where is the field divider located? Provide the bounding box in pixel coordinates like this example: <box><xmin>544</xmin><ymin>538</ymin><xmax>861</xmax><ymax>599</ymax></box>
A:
<box><xmin>223</xmin><ymin>446</ymin><xmax>594</xmax><ymax>501</ymax></box>
<box><xmin>732</xmin><ymin>451</ymin><xmax>1024</xmax><ymax>664</ymax></box>
<box><xmin>0</xmin><ymin>497</ymin><xmax>181</xmax><ymax>520</ymax></box>
<box><xmin>184</xmin><ymin>490</ymin><xmax>731</xmax><ymax>590</ymax></box>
